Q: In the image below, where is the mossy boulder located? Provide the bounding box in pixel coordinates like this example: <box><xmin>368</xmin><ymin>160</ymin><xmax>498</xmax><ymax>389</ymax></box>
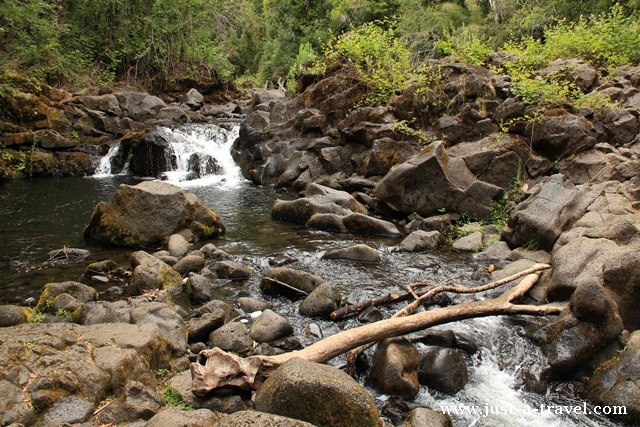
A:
<box><xmin>84</xmin><ymin>181</ymin><xmax>225</xmax><ymax>247</ymax></box>
<box><xmin>254</xmin><ymin>358</ymin><xmax>383</xmax><ymax>427</ymax></box>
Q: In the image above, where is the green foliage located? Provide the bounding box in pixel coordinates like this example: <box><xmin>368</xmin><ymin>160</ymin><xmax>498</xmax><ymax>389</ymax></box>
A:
<box><xmin>287</xmin><ymin>42</ymin><xmax>320</xmax><ymax>92</ymax></box>
<box><xmin>319</xmin><ymin>22</ymin><xmax>411</xmax><ymax>105</ymax></box>
<box><xmin>161</xmin><ymin>385</ymin><xmax>194</xmax><ymax>410</ymax></box>
<box><xmin>489</xmin><ymin>161</ymin><xmax>525</xmax><ymax>229</ymax></box>
<box><xmin>434</xmin><ymin>27</ymin><xmax>494</xmax><ymax>65</ymax></box>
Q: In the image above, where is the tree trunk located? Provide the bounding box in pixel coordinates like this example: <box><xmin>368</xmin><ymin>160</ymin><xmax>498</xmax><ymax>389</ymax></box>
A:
<box><xmin>191</xmin><ymin>270</ymin><xmax>564</xmax><ymax>396</ymax></box>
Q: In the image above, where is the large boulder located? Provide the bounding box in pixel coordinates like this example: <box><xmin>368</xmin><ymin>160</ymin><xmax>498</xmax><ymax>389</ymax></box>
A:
<box><xmin>418</xmin><ymin>347</ymin><xmax>469</xmax><ymax>395</ymax></box>
<box><xmin>587</xmin><ymin>330</ymin><xmax>640</xmax><ymax>424</ymax></box>
<box><xmin>369</xmin><ymin>337</ymin><xmax>421</xmax><ymax>400</ymax></box>
<box><xmin>254</xmin><ymin>358</ymin><xmax>383</xmax><ymax>427</ymax></box>
<box><xmin>84</xmin><ymin>181</ymin><xmax>225</xmax><ymax>246</ymax></box>
<box><xmin>374</xmin><ymin>141</ymin><xmax>503</xmax><ymax>221</ymax></box>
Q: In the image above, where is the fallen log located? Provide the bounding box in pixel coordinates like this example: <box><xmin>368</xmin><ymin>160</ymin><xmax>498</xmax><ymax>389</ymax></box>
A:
<box><xmin>191</xmin><ymin>268</ymin><xmax>563</xmax><ymax>395</ymax></box>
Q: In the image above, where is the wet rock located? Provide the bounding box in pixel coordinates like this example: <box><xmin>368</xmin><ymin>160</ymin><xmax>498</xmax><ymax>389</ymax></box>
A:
<box><xmin>342</xmin><ymin>212</ymin><xmax>402</xmax><ymax>236</ymax></box>
<box><xmin>261</xmin><ymin>267</ymin><xmax>326</xmax><ymax>297</ymax></box>
<box><xmin>0</xmin><ymin>305</ymin><xmax>29</xmax><ymax>327</ymax></box>
<box><xmin>299</xmin><ymin>283</ymin><xmax>342</xmax><ymax>318</ymax></box>
<box><xmin>214</xmin><ymin>410</ymin><xmax>317</xmax><ymax>427</ymax></box>
<box><xmin>46</xmin><ymin>247</ymin><xmax>91</xmax><ymax>263</ymax></box>
<box><xmin>452</xmin><ymin>231</ymin><xmax>483</xmax><ymax>252</ymax></box>
<box><xmin>217</xmin><ymin>260</ymin><xmax>252</xmax><ymax>280</ymax></box>
<box><xmin>208</xmin><ymin>322</ymin><xmax>252</xmax><ymax>353</ymax></box>
<box><xmin>405</xmin><ymin>407</ymin><xmax>453</xmax><ymax>427</ymax></box>
<box><xmin>86</xmin><ymin>259</ymin><xmax>117</xmax><ymax>274</ymax></box>
<box><xmin>369</xmin><ymin>337</ymin><xmax>420</xmax><ymax>399</ymax></box>
<box><xmin>418</xmin><ymin>348</ymin><xmax>469</xmax><ymax>394</ymax></box>
<box><xmin>236</xmin><ymin>297</ymin><xmax>272</xmax><ymax>313</ymax></box>
<box><xmin>255</xmin><ymin>358</ymin><xmax>383</xmax><ymax>427</ymax></box>
<box><xmin>358</xmin><ymin>306</ymin><xmax>384</xmax><ymax>323</ymax></box>
<box><xmin>84</xmin><ymin>181</ymin><xmax>225</xmax><ymax>247</ymax></box>
<box><xmin>96</xmin><ymin>380</ymin><xmax>164</xmax><ymax>424</ymax></box>
<box><xmin>169</xmin><ymin>234</ymin><xmax>191</xmax><ymax>257</ymax></box>
<box><xmin>129</xmin><ymin>251</ymin><xmax>183</xmax><ymax>294</ymax></box>
<box><xmin>249</xmin><ymin>309</ymin><xmax>294</xmax><ymax>343</ymax></box>
<box><xmin>187</xmin><ymin>273</ymin><xmax>216</xmax><ymax>303</ymax></box>
<box><xmin>188</xmin><ymin>310</ymin><xmax>226</xmax><ymax>343</ymax></box>
<box><xmin>399</xmin><ymin>230</ymin><xmax>444</xmax><ymax>252</ymax></box>
<box><xmin>587</xmin><ymin>330</ymin><xmax>640</xmax><ymax>424</ymax></box>
<box><xmin>173</xmin><ymin>254</ymin><xmax>206</xmax><ymax>275</ymax></box>
<box><xmin>322</xmin><ymin>244</ymin><xmax>381</xmax><ymax>262</ymax></box>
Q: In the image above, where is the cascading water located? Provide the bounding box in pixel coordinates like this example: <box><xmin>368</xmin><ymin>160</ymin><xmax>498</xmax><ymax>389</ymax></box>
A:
<box><xmin>91</xmin><ymin>122</ymin><xmax>242</xmax><ymax>187</ymax></box>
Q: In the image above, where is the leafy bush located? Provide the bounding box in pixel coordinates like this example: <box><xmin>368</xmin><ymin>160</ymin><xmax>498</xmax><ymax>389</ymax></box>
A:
<box><xmin>318</xmin><ymin>22</ymin><xmax>412</xmax><ymax>105</ymax></box>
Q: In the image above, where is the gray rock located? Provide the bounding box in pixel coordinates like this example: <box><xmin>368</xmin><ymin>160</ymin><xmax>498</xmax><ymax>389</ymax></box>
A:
<box><xmin>236</xmin><ymin>297</ymin><xmax>272</xmax><ymax>313</ymax></box>
<box><xmin>173</xmin><ymin>254</ymin><xmax>205</xmax><ymax>275</ymax></box>
<box><xmin>188</xmin><ymin>310</ymin><xmax>226</xmax><ymax>343</ymax></box>
<box><xmin>208</xmin><ymin>322</ymin><xmax>252</xmax><ymax>353</ymax></box>
<box><xmin>255</xmin><ymin>358</ymin><xmax>383</xmax><ymax>427</ymax></box>
<box><xmin>157</xmin><ymin>106</ymin><xmax>189</xmax><ymax>123</ymax></box>
<box><xmin>399</xmin><ymin>230</ymin><xmax>444</xmax><ymax>252</ymax></box>
<box><xmin>0</xmin><ymin>380</ymin><xmax>35</xmax><ymax>425</ymax></box>
<box><xmin>145</xmin><ymin>408</ymin><xmax>220</xmax><ymax>427</ymax></box>
<box><xmin>474</xmin><ymin>241</ymin><xmax>512</xmax><ymax>261</ymax></box>
<box><xmin>80</xmin><ymin>300</ymin><xmax>132</xmax><ymax>325</ymax></box>
<box><xmin>166</xmin><ymin>370</ymin><xmax>197</xmax><ymax>408</ymax></box>
<box><xmin>129</xmin><ymin>251</ymin><xmax>183</xmax><ymax>294</ymax></box>
<box><xmin>130</xmin><ymin>302</ymin><xmax>187</xmax><ymax>356</ymax></box>
<box><xmin>187</xmin><ymin>273</ymin><xmax>216</xmax><ymax>304</ymax></box>
<box><xmin>299</xmin><ymin>283</ymin><xmax>342</xmax><ymax>318</ymax></box>
<box><xmin>47</xmin><ymin>247</ymin><xmax>91</xmax><ymax>263</ymax></box>
<box><xmin>342</xmin><ymin>212</ymin><xmax>402</xmax><ymax>237</ymax></box>
<box><xmin>0</xmin><ymin>305</ymin><xmax>28</xmax><ymax>327</ymax></box>
<box><xmin>96</xmin><ymin>380</ymin><xmax>163</xmax><ymax>424</ymax></box>
<box><xmin>322</xmin><ymin>244</ymin><xmax>381</xmax><ymax>262</ymax></box>
<box><xmin>261</xmin><ymin>267</ymin><xmax>325</xmax><ymax>297</ymax></box>
<box><xmin>405</xmin><ymin>407</ymin><xmax>452</xmax><ymax>427</ymax></box>
<box><xmin>84</xmin><ymin>181</ymin><xmax>225</xmax><ymax>246</ymax></box>
<box><xmin>369</xmin><ymin>337</ymin><xmax>420</xmax><ymax>399</ymax></box>
<box><xmin>92</xmin><ymin>346</ymin><xmax>155</xmax><ymax>391</ymax></box>
<box><xmin>418</xmin><ymin>348</ymin><xmax>469</xmax><ymax>394</ymax></box>
<box><xmin>168</xmin><ymin>234</ymin><xmax>190</xmax><ymax>257</ymax></box>
<box><xmin>198</xmin><ymin>394</ymin><xmax>248</xmax><ymax>414</ymax></box>
<box><xmin>116</xmin><ymin>91</ymin><xmax>166</xmax><ymax>122</ymax></box>
<box><xmin>42</xmin><ymin>395</ymin><xmax>95</xmax><ymax>425</ymax></box>
<box><xmin>452</xmin><ymin>231</ymin><xmax>484</xmax><ymax>252</ymax></box>
<box><xmin>217</xmin><ymin>260</ymin><xmax>251</xmax><ymax>280</ymax></box>
<box><xmin>249</xmin><ymin>309</ymin><xmax>294</xmax><ymax>343</ymax></box>
<box><xmin>358</xmin><ymin>306</ymin><xmax>384</xmax><ymax>323</ymax></box>
<box><xmin>214</xmin><ymin>410</ymin><xmax>317</xmax><ymax>426</ymax></box>
<box><xmin>37</xmin><ymin>281</ymin><xmax>98</xmax><ymax>311</ymax></box>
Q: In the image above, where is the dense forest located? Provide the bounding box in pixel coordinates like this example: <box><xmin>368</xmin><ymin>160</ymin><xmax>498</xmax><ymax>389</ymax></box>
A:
<box><xmin>1</xmin><ymin>0</ymin><xmax>640</xmax><ymax>95</ymax></box>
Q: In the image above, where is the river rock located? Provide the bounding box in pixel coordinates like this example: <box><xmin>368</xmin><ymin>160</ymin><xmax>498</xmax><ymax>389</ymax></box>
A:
<box><xmin>255</xmin><ymin>358</ymin><xmax>383</xmax><ymax>427</ymax></box>
<box><xmin>93</xmin><ymin>345</ymin><xmax>156</xmax><ymax>392</ymax></box>
<box><xmin>217</xmin><ymin>260</ymin><xmax>251</xmax><ymax>280</ymax></box>
<box><xmin>0</xmin><ymin>305</ymin><xmax>29</xmax><ymax>327</ymax></box>
<box><xmin>261</xmin><ymin>267</ymin><xmax>326</xmax><ymax>297</ymax></box>
<box><xmin>418</xmin><ymin>348</ymin><xmax>469</xmax><ymax>394</ymax></box>
<box><xmin>0</xmin><ymin>379</ymin><xmax>36</xmax><ymax>425</ymax></box>
<box><xmin>188</xmin><ymin>310</ymin><xmax>227</xmax><ymax>343</ymax></box>
<box><xmin>342</xmin><ymin>212</ymin><xmax>402</xmax><ymax>236</ymax></box>
<box><xmin>36</xmin><ymin>281</ymin><xmax>98</xmax><ymax>313</ymax></box>
<box><xmin>208</xmin><ymin>322</ymin><xmax>252</xmax><ymax>353</ymax></box>
<box><xmin>116</xmin><ymin>91</ymin><xmax>166</xmax><ymax>122</ymax></box>
<box><xmin>249</xmin><ymin>309</ymin><xmax>294</xmax><ymax>343</ymax></box>
<box><xmin>157</xmin><ymin>106</ymin><xmax>189</xmax><ymax>123</ymax></box>
<box><xmin>452</xmin><ymin>231</ymin><xmax>484</xmax><ymax>252</ymax></box>
<box><xmin>173</xmin><ymin>254</ymin><xmax>206</xmax><ymax>275</ymax></box>
<box><xmin>84</xmin><ymin>181</ymin><xmax>225</xmax><ymax>246</ymax></box>
<box><xmin>405</xmin><ymin>407</ymin><xmax>453</xmax><ymax>427</ymax></box>
<box><xmin>96</xmin><ymin>380</ymin><xmax>164</xmax><ymax>424</ymax></box>
<box><xmin>46</xmin><ymin>247</ymin><xmax>91</xmax><ymax>263</ymax></box>
<box><xmin>129</xmin><ymin>251</ymin><xmax>183</xmax><ymax>294</ymax></box>
<box><xmin>586</xmin><ymin>330</ymin><xmax>640</xmax><ymax>424</ymax></box>
<box><xmin>299</xmin><ymin>283</ymin><xmax>341</xmax><ymax>318</ymax></box>
<box><xmin>236</xmin><ymin>297</ymin><xmax>272</xmax><ymax>313</ymax></box>
<box><xmin>399</xmin><ymin>230</ymin><xmax>444</xmax><ymax>252</ymax></box>
<box><xmin>474</xmin><ymin>241</ymin><xmax>512</xmax><ymax>261</ymax></box>
<box><xmin>214</xmin><ymin>410</ymin><xmax>317</xmax><ymax>426</ymax></box>
<box><xmin>80</xmin><ymin>300</ymin><xmax>132</xmax><ymax>324</ymax></box>
<box><xmin>369</xmin><ymin>337</ymin><xmax>421</xmax><ymax>400</ymax></box>
<box><xmin>168</xmin><ymin>234</ymin><xmax>191</xmax><ymax>257</ymax></box>
<box><xmin>144</xmin><ymin>408</ymin><xmax>220</xmax><ymax>427</ymax></box>
<box><xmin>374</xmin><ymin>141</ymin><xmax>503</xmax><ymax>220</ymax></box>
<box><xmin>501</xmin><ymin>174</ymin><xmax>603</xmax><ymax>251</ymax></box>
<box><xmin>187</xmin><ymin>273</ymin><xmax>216</xmax><ymax>303</ymax></box>
<box><xmin>322</xmin><ymin>244</ymin><xmax>381</xmax><ymax>262</ymax></box>
<box><xmin>130</xmin><ymin>302</ymin><xmax>187</xmax><ymax>356</ymax></box>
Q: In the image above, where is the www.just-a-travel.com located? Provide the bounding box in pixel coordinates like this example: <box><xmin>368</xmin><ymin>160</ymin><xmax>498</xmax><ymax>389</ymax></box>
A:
<box><xmin>439</xmin><ymin>402</ymin><xmax>628</xmax><ymax>417</ymax></box>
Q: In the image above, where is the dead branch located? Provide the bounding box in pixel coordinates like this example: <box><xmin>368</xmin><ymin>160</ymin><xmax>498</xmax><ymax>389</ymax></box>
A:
<box><xmin>262</xmin><ymin>277</ymin><xmax>309</xmax><ymax>296</ymax></box>
<box><xmin>192</xmin><ymin>269</ymin><xmax>563</xmax><ymax>395</ymax></box>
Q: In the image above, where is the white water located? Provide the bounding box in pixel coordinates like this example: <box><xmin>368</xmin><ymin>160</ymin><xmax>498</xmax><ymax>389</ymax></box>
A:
<box><xmin>414</xmin><ymin>317</ymin><xmax>618</xmax><ymax>427</ymax></box>
<box><xmin>92</xmin><ymin>123</ymin><xmax>244</xmax><ymax>189</ymax></box>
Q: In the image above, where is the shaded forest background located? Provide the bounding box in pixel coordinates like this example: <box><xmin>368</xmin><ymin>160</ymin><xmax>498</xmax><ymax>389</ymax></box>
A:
<box><xmin>1</xmin><ymin>0</ymin><xmax>640</xmax><ymax>94</ymax></box>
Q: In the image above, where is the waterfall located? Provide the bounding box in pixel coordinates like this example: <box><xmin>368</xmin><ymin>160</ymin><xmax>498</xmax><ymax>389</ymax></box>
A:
<box><xmin>92</xmin><ymin>122</ymin><xmax>243</xmax><ymax>188</ymax></box>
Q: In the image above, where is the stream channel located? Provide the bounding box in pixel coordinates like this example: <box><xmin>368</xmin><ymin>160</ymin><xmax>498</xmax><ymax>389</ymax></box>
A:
<box><xmin>0</xmin><ymin>123</ymin><xmax>622</xmax><ymax>427</ymax></box>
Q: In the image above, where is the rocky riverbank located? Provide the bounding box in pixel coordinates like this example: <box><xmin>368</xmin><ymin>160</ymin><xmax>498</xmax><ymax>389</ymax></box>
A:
<box><xmin>1</xmin><ymin>56</ymin><xmax>639</xmax><ymax>426</ymax></box>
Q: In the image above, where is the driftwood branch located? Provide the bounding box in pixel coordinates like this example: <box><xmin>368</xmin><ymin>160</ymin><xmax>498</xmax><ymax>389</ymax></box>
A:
<box><xmin>262</xmin><ymin>276</ymin><xmax>309</xmax><ymax>296</ymax></box>
<box><xmin>192</xmin><ymin>268</ymin><xmax>563</xmax><ymax>395</ymax></box>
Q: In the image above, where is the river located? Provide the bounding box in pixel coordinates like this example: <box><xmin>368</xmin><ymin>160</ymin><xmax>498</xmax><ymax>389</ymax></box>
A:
<box><xmin>0</xmin><ymin>123</ymin><xmax>622</xmax><ymax>427</ymax></box>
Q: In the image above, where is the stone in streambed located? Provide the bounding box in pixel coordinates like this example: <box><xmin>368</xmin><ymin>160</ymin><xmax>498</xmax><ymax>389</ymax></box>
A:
<box><xmin>249</xmin><ymin>309</ymin><xmax>294</xmax><ymax>343</ymax></box>
<box><xmin>369</xmin><ymin>337</ymin><xmax>420</xmax><ymax>400</ymax></box>
<box><xmin>299</xmin><ymin>283</ymin><xmax>341</xmax><ymax>318</ymax></box>
<box><xmin>322</xmin><ymin>244</ymin><xmax>381</xmax><ymax>263</ymax></box>
<box><xmin>418</xmin><ymin>348</ymin><xmax>469</xmax><ymax>394</ymax></box>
